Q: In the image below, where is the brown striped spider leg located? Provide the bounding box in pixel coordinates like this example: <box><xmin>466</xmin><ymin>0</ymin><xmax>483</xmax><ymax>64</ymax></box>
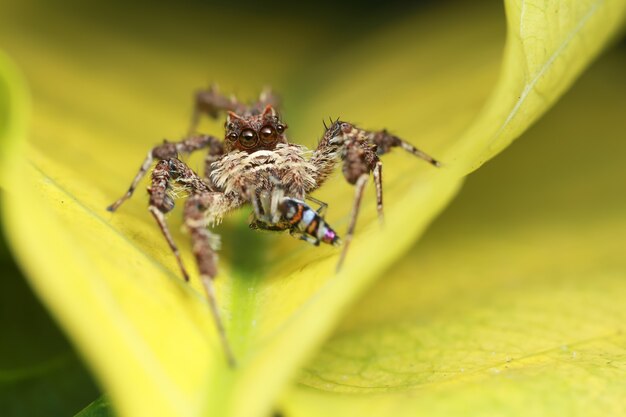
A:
<box><xmin>147</xmin><ymin>157</ymin><xmax>241</xmax><ymax>366</ymax></box>
<box><xmin>308</xmin><ymin>121</ymin><xmax>440</xmax><ymax>271</ymax></box>
<box><xmin>106</xmin><ymin>134</ymin><xmax>224</xmax><ymax>212</ymax></box>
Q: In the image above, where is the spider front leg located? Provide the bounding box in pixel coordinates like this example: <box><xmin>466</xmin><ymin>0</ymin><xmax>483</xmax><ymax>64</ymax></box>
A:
<box><xmin>184</xmin><ymin>192</ymin><xmax>242</xmax><ymax>367</ymax></box>
<box><xmin>147</xmin><ymin>158</ymin><xmax>241</xmax><ymax>366</ymax></box>
<box><xmin>147</xmin><ymin>158</ymin><xmax>213</xmax><ymax>281</ymax></box>
<box><xmin>367</xmin><ymin>129</ymin><xmax>440</xmax><ymax>167</ymax></box>
<box><xmin>311</xmin><ymin>121</ymin><xmax>440</xmax><ymax>271</ymax></box>
<box><xmin>106</xmin><ymin>134</ymin><xmax>223</xmax><ymax>212</ymax></box>
<box><xmin>336</xmin><ymin>134</ymin><xmax>383</xmax><ymax>271</ymax></box>
<box><xmin>189</xmin><ymin>85</ymin><xmax>243</xmax><ymax>135</ymax></box>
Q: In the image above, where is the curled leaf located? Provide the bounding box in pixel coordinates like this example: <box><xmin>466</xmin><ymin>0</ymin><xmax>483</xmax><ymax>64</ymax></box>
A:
<box><xmin>283</xmin><ymin>48</ymin><xmax>626</xmax><ymax>416</ymax></box>
<box><xmin>1</xmin><ymin>1</ymin><xmax>624</xmax><ymax>417</ymax></box>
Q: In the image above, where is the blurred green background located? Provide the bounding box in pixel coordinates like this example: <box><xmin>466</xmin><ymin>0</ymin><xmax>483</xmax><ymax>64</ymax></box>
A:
<box><xmin>2</xmin><ymin>0</ymin><xmax>626</xmax><ymax>416</ymax></box>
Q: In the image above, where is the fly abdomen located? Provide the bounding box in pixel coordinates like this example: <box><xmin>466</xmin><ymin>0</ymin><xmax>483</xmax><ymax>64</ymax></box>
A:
<box><xmin>279</xmin><ymin>197</ymin><xmax>341</xmax><ymax>246</ymax></box>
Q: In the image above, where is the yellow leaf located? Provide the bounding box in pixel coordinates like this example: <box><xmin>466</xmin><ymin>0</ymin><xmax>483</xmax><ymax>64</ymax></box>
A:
<box><xmin>1</xmin><ymin>1</ymin><xmax>624</xmax><ymax>417</ymax></box>
<box><xmin>282</xmin><ymin>47</ymin><xmax>626</xmax><ymax>416</ymax></box>
<box><xmin>0</xmin><ymin>51</ymin><xmax>28</xmax><ymax>184</ymax></box>
<box><xmin>452</xmin><ymin>0</ymin><xmax>626</xmax><ymax>172</ymax></box>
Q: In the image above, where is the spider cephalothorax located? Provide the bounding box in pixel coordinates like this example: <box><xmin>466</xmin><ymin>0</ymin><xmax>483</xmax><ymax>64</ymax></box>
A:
<box><xmin>107</xmin><ymin>86</ymin><xmax>440</xmax><ymax>365</ymax></box>
<box><xmin>223</xmin><ymin>105</ymin><xmax>288</xmax><ymax>153</ymax></box>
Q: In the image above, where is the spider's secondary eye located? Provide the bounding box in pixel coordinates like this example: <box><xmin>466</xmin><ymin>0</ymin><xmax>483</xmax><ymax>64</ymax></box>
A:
<box><xmin>259</xmin><ymin>125</ymin><xmax>276</xmax><ymax>143</ymax></box>
<box><xmin>227</xmin><ymin>132</ymin><xmax>238</xmax><ymax>141</ymax></box>
<box><xmin>239</xmin><ymin>129</ymin><xmax>258</xmax><ymax>148</ymax></box>
<box><xmin>276</xmin><ymin>124</ymin><xmax>285</xmax><ymax>134</ymax></box>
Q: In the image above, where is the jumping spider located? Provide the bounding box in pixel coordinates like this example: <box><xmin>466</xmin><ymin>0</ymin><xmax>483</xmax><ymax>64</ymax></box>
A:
<box><xmin>107</xmin><ymin>86</ymin><xmax>440</xmax><ymax>365</ymax></box>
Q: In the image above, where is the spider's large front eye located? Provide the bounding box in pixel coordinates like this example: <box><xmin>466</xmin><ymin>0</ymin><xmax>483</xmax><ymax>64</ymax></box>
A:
<box><xmin>259</xmin><ymin>125</ymin><xmax>276</xmax><ymax>144</ymax></box>
<box><xmin>239</xmin><ymin>129</ymin><xmax>258</xmax><ymax>148</ymax></box>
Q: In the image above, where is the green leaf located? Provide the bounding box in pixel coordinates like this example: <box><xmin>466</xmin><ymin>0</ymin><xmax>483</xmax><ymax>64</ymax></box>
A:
<box><xmin>281</xmin><ymin>47</ymin><xmax>626</xmax><ymax>416</ymax></box>
<box><xmin>1</xmin><ymin>1</ymin><xmax>624</xmax><ymax>417</ymax></box>
<box><xmin>75</xmin><ymin>396</ymin><xmax>116</xmax><ymax>417</ymax></box>
<box><xmin>0</xmin><ymin>226</ymin><xmax>100</xmax><ymax>417</ymax></box>
<box><xmin>451</xmin><ymin>0</ymin><xmax>626</xmax><ymax>173</ymax></box>
<box><xmin>0</xmin><ymin>51</ymin><xmax>27</xmax><ymax>185</ymax></box>
<box><xmin>0</xmin><ymin>54</ymin><xmax>100</xmax><ymax>417</ymax></box>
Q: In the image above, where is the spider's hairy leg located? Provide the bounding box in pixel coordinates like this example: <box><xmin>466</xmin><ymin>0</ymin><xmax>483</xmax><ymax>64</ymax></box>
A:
<box><xmin>332</xmin><ymin>122</ymin><xmax>384</xmax><ymax>271</ymax></box>
<box><xmin>147</xmin><ymin>159</ymin><xmax>202</xmax><ymax>282</ymax></box>
<box><xmin>184</xmin><ymin>192</ymin><xmax>241</xmax><ymax>367</ymax></box>
<box><xmin>190</xmin><ymin>85</ymin><xmax>282</xmax><ymax>135</ymax></box>
<box><xmin>368</xmin><ymin>129</ymin><xmax>441</xmax><ymax>167</ymax></box>
<box><xmin>107</xmin><ymin>134</ymin><xmax>223</xmax><ymax>212</ymax></box>
<box><xmin>248</xmin><ymin>184</ymin><xmax>282</xmax><ymax>226</ymax></box>
<box><xmin>148</xmin><ymin>158</ymin><xmax>212</xmax><ymax>280</ymax></box>
<box><xmin>149</xmin><ymin>157</ymin><xmax>240</xmax><ymax>366</ymax></box>
<box><xmin>307</xmin><ymin>121</ymin><xmax>344</xmax><ymax>192</ymax></box>
<box><xmin>202</xmin><ymin>138</ymin><xmax>225</xmax><ymax>190</ymax></box>
<box><xmin>336</xmin><ymin>174</ymin><xmax>368</xmax><ymax>272</ymax></box>
<box><xmin>364</xmin><ymin>128</ymin><xmax>441</xmax><ymax>222</ymax></box>
<box><xmin>189</xmin><ymin>84</ymin><xmax>247</xmax><ymax>135</ymax></box>
<box><xmin>372</xmin><ymin>161</ymin><xmax>383</xmax><ymax>223</ymax></box>
<box><xmin>317</xmin><ymin>121</ymin><xmax>439</xmax><ymax>271</ymax></box>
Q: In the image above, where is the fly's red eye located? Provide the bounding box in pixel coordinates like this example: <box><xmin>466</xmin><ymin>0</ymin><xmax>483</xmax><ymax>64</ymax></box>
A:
<box><xmin>260</xmin><ymin>125</ymin><xmax>276</xmax><ymax>143</ymax></box>
<box><xmin>239</xmin><ymin>129</ymin><xmax>258</xmax><ymax>148</ymax></box>
<box><xmin>276</xmin><ymin>124</ymin><xmax>285</xmax><ymax>134</ymax></box>
<box><xmin>227</xmin><ymin>132</ymin><xmax>238</xmax><ymax>141</ymax></box>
